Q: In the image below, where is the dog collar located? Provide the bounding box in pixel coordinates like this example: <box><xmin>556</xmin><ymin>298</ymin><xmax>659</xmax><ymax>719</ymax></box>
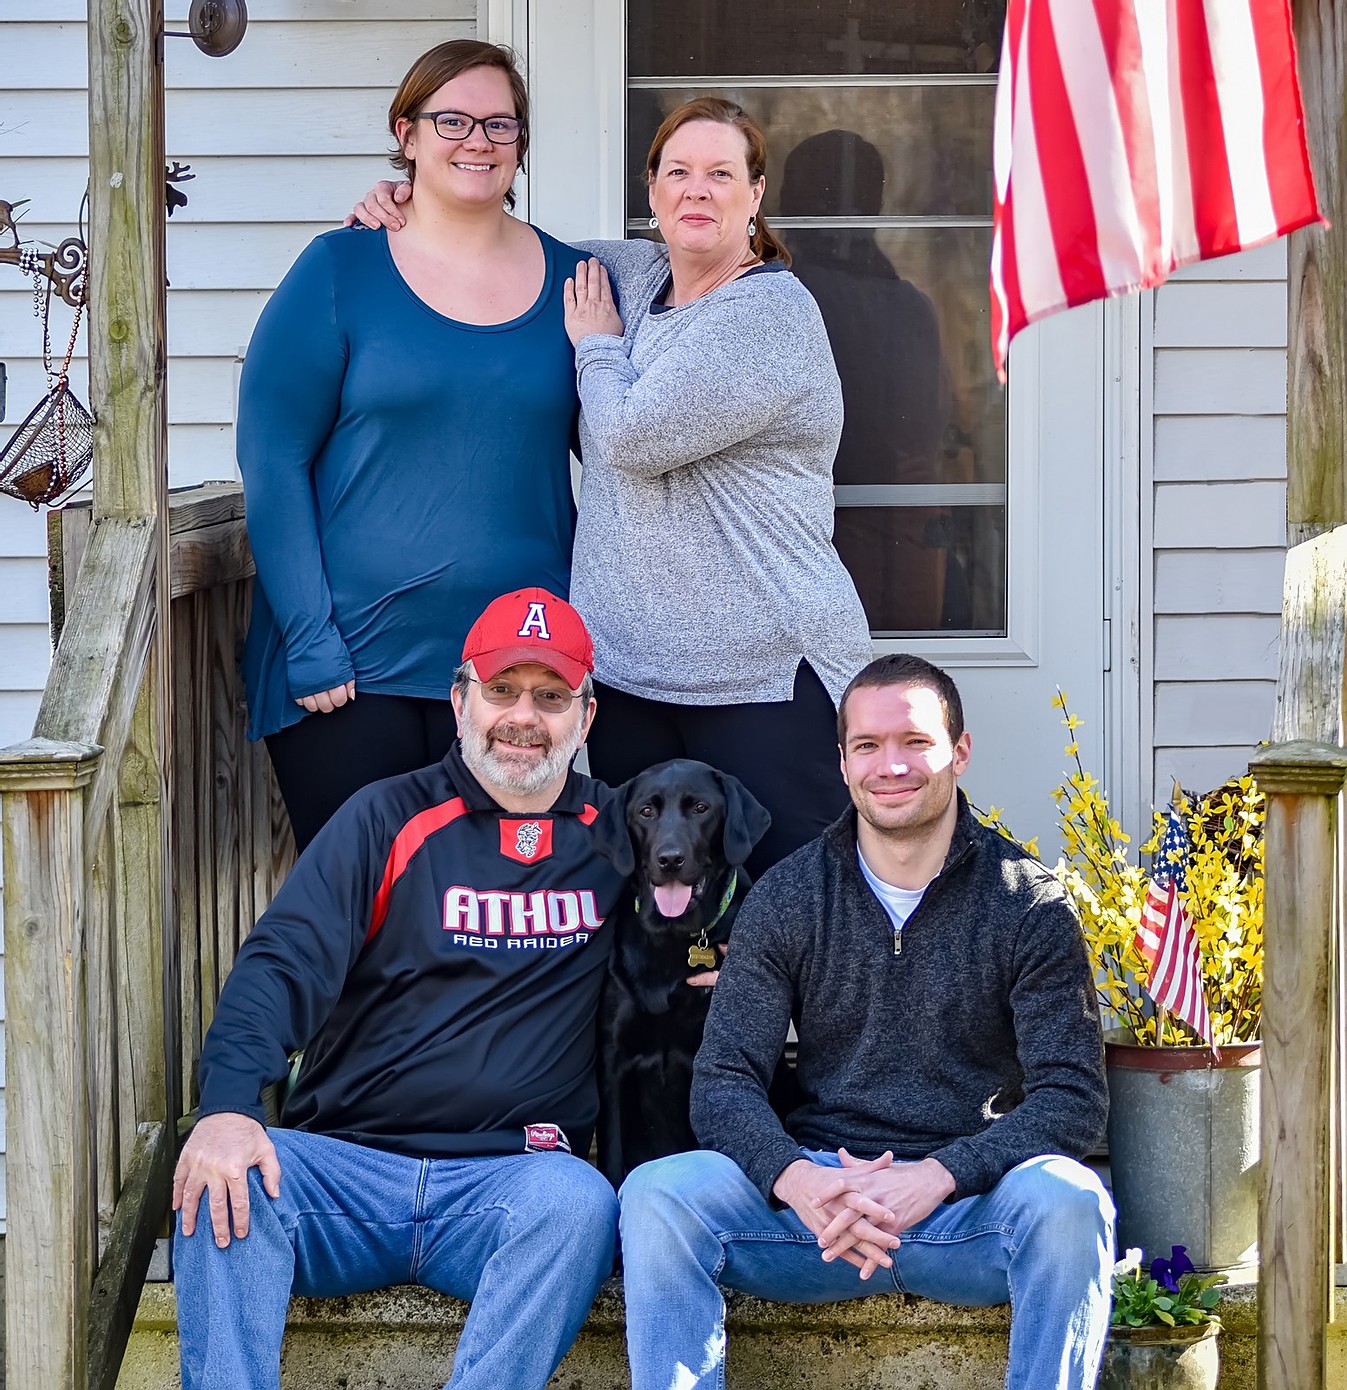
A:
<box><xmin>705</xmin><ymin>870</ymin><xmax>739</xmax><ymax>932</ymax></box>
<box><xmin>689</xmin><ymin>871</ymin><xmax>738</xmax><ymax>969</ymax></box>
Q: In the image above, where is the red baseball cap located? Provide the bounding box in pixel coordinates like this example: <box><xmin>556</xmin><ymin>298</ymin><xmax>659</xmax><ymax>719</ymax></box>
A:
<box><xmin>461</xmin><ymin>588</ymin><xmax>595</xmax><ymax>690</ymax></box>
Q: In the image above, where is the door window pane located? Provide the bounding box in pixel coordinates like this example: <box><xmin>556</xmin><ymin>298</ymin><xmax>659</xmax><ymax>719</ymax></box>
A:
<box><xmin>629</xmin><ymin>0</ymin><xmax>1006</xmax><ymax>77</ymax></box>
<box><xmin>834</xmin><ymin>506</ymin><xmax>1006</xmax><ymax>635</ymax></box>
<box><xmin>628</xmin><ymin>84</ymin><xmax>995</xmax><ymax>218</ymax></box>
<box><xmin>784</xmin><ymin>227</ymin><xmax>1002</xmax><ymax>491</ymax></box>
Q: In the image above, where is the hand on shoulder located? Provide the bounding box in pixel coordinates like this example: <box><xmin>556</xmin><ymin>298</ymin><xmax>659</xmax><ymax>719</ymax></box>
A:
<box><xmin>346</xmin><ymin>180</ymin><xmax>411</xmax><ymax>231</ymax></box>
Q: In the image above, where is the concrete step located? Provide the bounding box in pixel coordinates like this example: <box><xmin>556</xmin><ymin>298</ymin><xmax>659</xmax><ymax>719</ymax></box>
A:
<box><xmin>118</xmin><ymin>1276</ymin><xmax>1264</xmax><ymax>1390</ymax></box>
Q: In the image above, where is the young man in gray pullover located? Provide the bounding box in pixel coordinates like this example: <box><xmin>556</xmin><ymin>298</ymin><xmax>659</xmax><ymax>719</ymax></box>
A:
<box><xmin>619</xmin><ymin>653</ymin><xmax>1114</xmax><ymax>1390</ymax></box>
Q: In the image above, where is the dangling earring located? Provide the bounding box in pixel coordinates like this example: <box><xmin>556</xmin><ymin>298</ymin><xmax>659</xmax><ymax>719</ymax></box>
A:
<box><xmin>748</xmin><ymin>217</ymin><xmax>757</xmax><ymax>238</ymax></box>
<box><xmin>648</xmin><ymin>215</ymin><xmax>659</xmax><ymax>229</ymax></box>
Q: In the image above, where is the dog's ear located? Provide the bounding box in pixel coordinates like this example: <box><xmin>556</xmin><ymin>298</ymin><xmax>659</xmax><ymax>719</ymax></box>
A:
<box><xmin>715</xmin><ymin>771</ymin><xmax>772</xmax><ymax>867</ymax></box>
<box><xmin>591</xmin><ymin>782</ymin><xmax>637</xmax><ymax>877</ymax></box>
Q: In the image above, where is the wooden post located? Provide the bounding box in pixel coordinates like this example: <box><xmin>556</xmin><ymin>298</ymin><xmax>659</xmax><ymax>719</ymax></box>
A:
<box><xmin>87</xmin><ymin>0</ymin><xmax>167</xmax><ymax>524</ymax></box>
<box><xmin>1290</xmin><ymin>0</ymin><xmax>1347</xmax><ymax>544</ymax></box>
<box><xmin>0</xmin><ymin>740</ymin><xmax>104</xmax><ymax>1390</ymax></box>
<box><xmin>85</xmin><ymin>0</ymin><xmax>177</xmax><ymax>1134</ymax></box>
<box><xmin>1251</xmin><ymin>741</ymin><xmax>1347</xmax><ymax>1390</ymax></box>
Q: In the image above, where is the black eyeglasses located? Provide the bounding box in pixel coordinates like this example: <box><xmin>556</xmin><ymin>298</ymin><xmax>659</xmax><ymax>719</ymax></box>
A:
<box><xmin>416</xmin><ymin>111</ymin><xmax>522</xmax><ymax>145</ymax></box>
<box><xmin>469</xmin><ymin>677</ymin><xmax>579</xmax><ymax>713</ymax></box>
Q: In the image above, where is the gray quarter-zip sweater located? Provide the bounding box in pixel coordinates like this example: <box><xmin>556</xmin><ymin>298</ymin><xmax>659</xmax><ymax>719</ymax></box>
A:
<box><xmin>690</xmin><ymin>794</ymin><xmax>1108</xmax><ymax>1203</ymax></box>
<box><xmin>570</xmin><ymin>237</ymin><xmax>873</xmax><ymax>706</ymax></box>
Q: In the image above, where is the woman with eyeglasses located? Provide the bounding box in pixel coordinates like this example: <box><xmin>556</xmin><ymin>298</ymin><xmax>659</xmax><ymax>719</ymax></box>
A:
<box><xmin>238</xmin><ymin>40</ymin><xmax>580</xmax><ymax>851</ymax></box>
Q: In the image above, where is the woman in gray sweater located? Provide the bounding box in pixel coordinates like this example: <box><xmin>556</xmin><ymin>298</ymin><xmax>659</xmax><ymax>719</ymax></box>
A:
<box><xmin>562</xmin><ymin>98</ymin><xmax>872</xmax><ymax>875</ymax></box>
<box><xmin>355</xmin><ymin>97</ymin><xmax>872</xmax><ymax>875</ymax></box>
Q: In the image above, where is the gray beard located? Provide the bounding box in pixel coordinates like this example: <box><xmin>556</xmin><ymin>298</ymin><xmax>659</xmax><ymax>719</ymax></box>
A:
<box><xmin>459</xmin><ymin>713</ymin><xmax>586</xmax><ymax>797</ymax></box>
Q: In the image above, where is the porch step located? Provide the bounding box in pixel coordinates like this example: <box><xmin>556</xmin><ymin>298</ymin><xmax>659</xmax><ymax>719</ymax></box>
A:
<box><xmin>117</xmin><ymin>1276</ymin><xmax>1263</xmax><ymax>1390</ymax></box>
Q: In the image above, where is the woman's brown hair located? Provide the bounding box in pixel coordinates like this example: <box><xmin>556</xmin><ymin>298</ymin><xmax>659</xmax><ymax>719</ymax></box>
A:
<box><xmin>388</xmin><ymin>40</ymin><xmax>529</xmax><ymax>210</ymax></box>
<box><xmin>644</xmin><ymin>97</ymin><xmax>791</xmax><ymax>267</ymax></box>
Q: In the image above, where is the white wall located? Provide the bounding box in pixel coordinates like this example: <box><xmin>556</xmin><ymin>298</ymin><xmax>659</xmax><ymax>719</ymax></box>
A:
<box><xmin>0</xmin><ymin>0</ymin><xmax>480</xmax><ymax>1242</ymax></box>
<box><xmin>1148</xmin><ymin>239</ymin><xmax>1288</xmax><ymax>802</ymax></box>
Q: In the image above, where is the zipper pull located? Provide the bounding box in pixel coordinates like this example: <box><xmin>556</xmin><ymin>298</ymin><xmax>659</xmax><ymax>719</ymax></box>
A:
<box><xmin>893</xmin><ymin>929</ymin><xmax>902</xmax><ymax>956</ymax></box>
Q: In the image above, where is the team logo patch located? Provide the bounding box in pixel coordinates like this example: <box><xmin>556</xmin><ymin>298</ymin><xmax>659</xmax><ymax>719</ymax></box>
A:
<box><xmin>517</xmin><ymin>601</ymin><xmax>551</xmax><ymax>640</ymax></box>
<box><xmin>524</xmin><ymin>1123</ymin><xmax>570</xmax><ymax>1154</ymax></box>
<box><xmin>500</xmin><ymin>817</ymin><xmax>553</xmax><ymax>864</ymax></box>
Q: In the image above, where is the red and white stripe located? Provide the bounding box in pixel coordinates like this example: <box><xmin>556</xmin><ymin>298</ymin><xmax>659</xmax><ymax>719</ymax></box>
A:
<box><xmin>1143</xmin><ymin>881</ymin><xmax>1213</xmax><ymax>1044</ymax></box>
<box><xmin>991</xmin><ymin>0</ymin><xmax>1322</xmax><ymax>378</ymax></box>
<box><xmin>1133</xmin><ymin>891</ymin><xmax>1166</xmax><ymax>968</ymax></box>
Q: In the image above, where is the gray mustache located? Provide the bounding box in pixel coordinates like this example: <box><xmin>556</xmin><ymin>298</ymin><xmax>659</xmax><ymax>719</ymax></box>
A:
<box><xmin>491</xmin><ymin>725</ymin><xmax>550</xmax><ymax>749</ymax></box>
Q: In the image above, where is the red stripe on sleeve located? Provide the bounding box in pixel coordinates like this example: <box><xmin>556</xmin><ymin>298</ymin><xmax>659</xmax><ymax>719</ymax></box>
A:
<box><xmin>366</xmin><ymin>796</ymin><xmax>469</xmax><ymax>944</ymax></box>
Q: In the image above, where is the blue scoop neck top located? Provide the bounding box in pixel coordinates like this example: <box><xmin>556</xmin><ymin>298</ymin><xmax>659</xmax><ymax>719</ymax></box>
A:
<box><xmin>237</xmin><ymin>224</ymin><xmax>580</xmax><ymax>740</ymax></box>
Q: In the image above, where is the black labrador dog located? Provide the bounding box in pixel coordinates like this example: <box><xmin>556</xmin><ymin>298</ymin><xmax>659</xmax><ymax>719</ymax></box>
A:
<box><xmin>592</xmin><ymin>759</ymin><xmax>771</xmax><ymax>1187</ymax></box>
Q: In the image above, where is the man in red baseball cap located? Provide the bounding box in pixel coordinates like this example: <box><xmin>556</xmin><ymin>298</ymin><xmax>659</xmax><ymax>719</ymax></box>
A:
<box><xmin>454</xmin><ymin>588</ymin><xmax>597</xmax><ymax>799</ymax></box>
<box><xmin>173</xmin><ymin>587</ymin><xmax>624</xmax><ymax>1390</ymax></box>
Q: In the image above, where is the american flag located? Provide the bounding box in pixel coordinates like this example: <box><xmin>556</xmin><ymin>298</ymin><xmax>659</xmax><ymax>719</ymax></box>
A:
<box><xmin>1135</xmin><ymin>805</ymin><xmax>1213</xmax><ymax>1045</ymax></box>
<box><xmin>990</xmin><ymin>0</ymin><xmax>1323</xmax><ymax>379</ymax></box>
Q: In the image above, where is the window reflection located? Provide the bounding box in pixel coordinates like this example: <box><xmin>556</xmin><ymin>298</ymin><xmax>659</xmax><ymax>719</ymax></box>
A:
<box><xmin>835</xmin><ymin>506</ymin><xmax>1006</xmax><ymax>635</ymax></box>
<box><xmin>627</xmin><ymin>85</ymin><xmax>995</xmax><ymax>218</ymax></box>
<box><xmin>784</xmin><ymin>224</ymin><xmax>1004</xmax><ymax>490</ymax></box>
<box><xmin>629</xmin><ymin>0</ymin><xmax>1006</xmax><ymax>77</ymax></box>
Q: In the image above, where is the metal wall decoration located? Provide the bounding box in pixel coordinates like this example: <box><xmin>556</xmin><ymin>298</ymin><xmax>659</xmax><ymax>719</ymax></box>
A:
<box><xmin>164</xmin><ymin>0</ymin><xmax>248</xmax><ymax>57</ymax></box>
<box><xmin>0</xmin><ymin>195</ymin><xmax>93</xmax><ymax>507</ymax></box>
<box><xmin>0</xmin><ymin>199</ymin><xmax>88</xmax><ymax>308</ymax></box>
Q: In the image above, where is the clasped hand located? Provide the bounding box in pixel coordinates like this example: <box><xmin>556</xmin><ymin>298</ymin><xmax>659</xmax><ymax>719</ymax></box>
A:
<box><xmin>773</xmin><ymin>1149</ymin><xmax>956</xmax><ymax>1280</ymax></box>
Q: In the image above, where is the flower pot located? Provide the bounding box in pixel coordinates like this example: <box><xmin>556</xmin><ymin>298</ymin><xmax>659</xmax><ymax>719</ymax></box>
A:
<box><xmin>1105</xmin><ymin>1037</ymin><xmax>1260</xmax><ymax>1270</ymax></box>
<box><xmin>1098</xmin><ymin>1321</ymin><xmax>1220</xmax><ymax>1390</ymax></box>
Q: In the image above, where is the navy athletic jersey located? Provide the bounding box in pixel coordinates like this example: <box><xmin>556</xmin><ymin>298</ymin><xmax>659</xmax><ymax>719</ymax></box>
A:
<box><xmin>196</xmin><ymin>742</ymin><xmax>627</xmax><ymax>1159</ymax></box>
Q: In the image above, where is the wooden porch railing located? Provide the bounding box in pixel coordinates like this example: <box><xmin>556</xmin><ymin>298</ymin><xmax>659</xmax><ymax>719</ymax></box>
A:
<box><xmin>0</xmin><ymin>483</ymin><xmax>291</xmax><ymax>1390</ymax></box>
<box><xmin>1252</xmin><ymin>524</ymin><xmax>1347</xmax><ymax>1390</ymax></box>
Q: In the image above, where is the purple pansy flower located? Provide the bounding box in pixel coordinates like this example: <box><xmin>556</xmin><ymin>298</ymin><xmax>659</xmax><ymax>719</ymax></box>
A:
<box><xmin>1149</xmin><ymin>1245</ymin><xmax>1196</xmax><ymax>1292</ymax></box>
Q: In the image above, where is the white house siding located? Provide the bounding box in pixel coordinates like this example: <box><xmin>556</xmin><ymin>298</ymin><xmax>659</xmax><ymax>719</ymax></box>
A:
<box><xmin>1148</xmin><ymin>239</ymin><xmax>1288</xmax><ymax>805</ymax></box>
<box><xmin>0</xmin><ymin>0</ymin><xmax>481</xmax><ymax>1241</ymax></box>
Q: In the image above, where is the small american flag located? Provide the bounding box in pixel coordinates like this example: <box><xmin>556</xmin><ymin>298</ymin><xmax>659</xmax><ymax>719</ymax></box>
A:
<box><xmin>990</xmin><ymin>0</ymin><xmax>1323</xmax><ymax>379</ymax></box>
<box><xmin>1135</xmin><ymin>805</ymin><xmax>1213</xmax><ymax>1045</ymax></box>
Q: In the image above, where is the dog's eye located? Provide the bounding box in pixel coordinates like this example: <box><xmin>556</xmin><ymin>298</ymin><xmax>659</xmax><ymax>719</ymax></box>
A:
<box><xmin>637</xmin><ymin>805</ymin><xmax>657</xmax><ymax>819</ymax></box>
<box><xmin>692</xmin><ymin>802</ymin><xmax>710</xmax><ymax>815</ymax></box>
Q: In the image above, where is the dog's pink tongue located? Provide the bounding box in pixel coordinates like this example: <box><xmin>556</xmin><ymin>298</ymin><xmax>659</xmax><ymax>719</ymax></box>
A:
<box><xmin>653</xmin><ymin>883</ymin><xmax>693</xmax><ymax>918</ymax></box>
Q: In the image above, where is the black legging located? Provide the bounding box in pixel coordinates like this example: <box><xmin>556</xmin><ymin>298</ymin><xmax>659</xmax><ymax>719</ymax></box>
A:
<box><xmin>585</xmin><ymin>662</ymin><xmax>849</xmax><ymax>882</ymax></box>
<box><xmin>264</xmin><ymin>693</ymin><xmax>457</xmax><ymax>853</ymax></box>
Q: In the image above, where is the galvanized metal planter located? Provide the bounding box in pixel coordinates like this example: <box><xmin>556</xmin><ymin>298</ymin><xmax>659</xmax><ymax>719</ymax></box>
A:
<box><xmin>1099</xmin><ymin>1321</ymin><xmax>1220</xmax><ymax>1390</ymax></box>
<box><xmin>1105</xmin><ymin>1037</ymin><xmax>1261</xmax><ymax>1271</ymax></box>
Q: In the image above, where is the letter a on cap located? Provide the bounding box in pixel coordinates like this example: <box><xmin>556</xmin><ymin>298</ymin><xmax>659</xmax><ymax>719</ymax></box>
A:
<box><xmin>517</xmin><ymin>601</ymin><xmax>551</xmax><ymax>640</ymax></box>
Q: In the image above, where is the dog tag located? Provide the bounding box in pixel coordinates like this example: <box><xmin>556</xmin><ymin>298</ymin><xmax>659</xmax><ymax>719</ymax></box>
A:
<box><xmin>688</xmin><ymin>942</ymin><xmax>718</xmax><ymax>971</ymax></box>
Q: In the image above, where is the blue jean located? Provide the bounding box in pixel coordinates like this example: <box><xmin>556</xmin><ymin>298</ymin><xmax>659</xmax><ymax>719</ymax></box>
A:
<box><xmin>174</xmin><ymin>1127</ymin><xmax>618</xmax><ymax>1390</ymax></box>
<box><xmin>619</xmin><ymin>1148</ymin><xmax>1115</xmax><ymax>1390</ymax></box>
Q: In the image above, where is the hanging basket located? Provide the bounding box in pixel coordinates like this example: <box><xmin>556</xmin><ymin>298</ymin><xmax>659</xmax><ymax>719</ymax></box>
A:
<box><xmin>0</xmin><ymin>378</ymin><xmax>95</xmax><ymax>509</ymax></box>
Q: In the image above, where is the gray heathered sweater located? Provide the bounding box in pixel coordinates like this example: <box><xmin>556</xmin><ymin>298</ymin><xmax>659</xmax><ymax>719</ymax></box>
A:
<box><xmin>690</xmin><ymin>794</ymin><xmax>1108</xmax><ymax>1203</ymax></box>
<box><xmin>570</xmin><ymin>238</ymin><xmax>873</xmax><ymax>705</ymax></box>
